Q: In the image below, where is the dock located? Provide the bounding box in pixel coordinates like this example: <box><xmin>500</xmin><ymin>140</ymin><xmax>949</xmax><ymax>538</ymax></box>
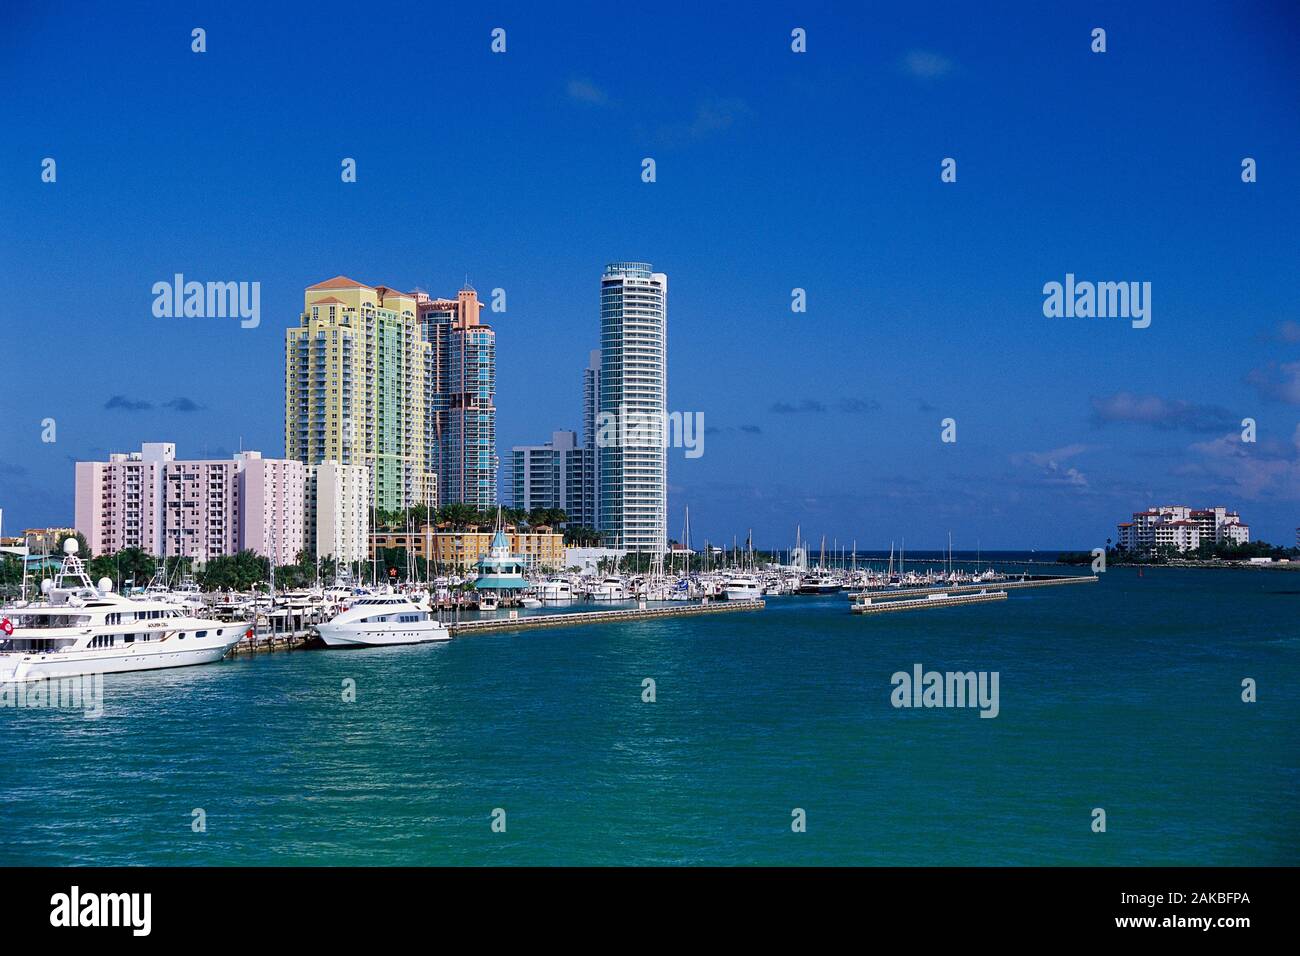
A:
<box><xmin>851</xmin><ymin>590</ymin><xmax>1008</xmax><ymax>614</ymax></box>
<box><xmin>227</xmin><ymin>626</ymin><xmax>313</xmax><ymax>655</ymax></box>
<box><xmin>846</xmin><ymin>575</ymin><xmax>1097</xmax><ymax>600</ymax></box>
<box><xmin>224</xmin><ymin>599</ymin><xmax>767</xmax><ymax>654</ymax></box>
<box><xmin>448</xmin><ymin>599</ymin><xmax>765</xmax><ymax>636</ymax></box>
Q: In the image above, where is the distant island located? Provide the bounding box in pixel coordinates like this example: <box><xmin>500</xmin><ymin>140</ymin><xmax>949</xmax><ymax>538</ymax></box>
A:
<box><xmin>1058</xmin><ymin>540</ymin><xmax>1300</xmax><ymax>568</ymax></box>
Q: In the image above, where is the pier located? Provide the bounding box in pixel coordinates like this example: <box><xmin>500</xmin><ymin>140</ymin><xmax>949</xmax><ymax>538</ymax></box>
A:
<box><xmin>448</xmin><ymin>599</ymin><xmax>766</xmax><ymax>636</ymax></box>
<box><xmin>224</xmin><ymin>599</ymin><xmax>767</xmax><ymax>654</ymax></box>
<box><xmin>846</xmin><ymin>574</ymin><xmax>1098</xmax><ymax>600</ymax></box>
<box><xmin>227</xmin><ymin>626</ymin><xmax>312</xmax><ymax>655</ymax></box>
<box><xmin>851</xmin><ymin>590</ymin><xmax>1008</xmax><ymax>614</ymax></box>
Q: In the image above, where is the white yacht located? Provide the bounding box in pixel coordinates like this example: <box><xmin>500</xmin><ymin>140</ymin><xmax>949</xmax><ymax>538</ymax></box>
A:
<box><xmin>723</xmin><ymin>575</ymin><xmax>762</xmax><ymax>601</ymax></box>
<box><xmin>588</xmin><ymin>576</ymin><xmax>627</xmax><ymax>601</ymax></box>
<box><xmin>314</xmin><ymin>592</ymin><xmax>449</xmax><ymax>647</ymax></box>
<box><xmin>0</xmin><ymin>543</ymin><xmax>244</xmax><ymax>683</ymax></box>
<box><xmin>536</xmin><ymin>579</ymin><xmax>575</xmax><ymax>604</ymax></box>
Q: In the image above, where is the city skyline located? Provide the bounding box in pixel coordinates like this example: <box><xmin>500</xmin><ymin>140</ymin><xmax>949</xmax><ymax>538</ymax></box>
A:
<box><xmin>2</xmin><ymin>3</ymin><xmax>1298</xmax><ymax>548</ymax></box>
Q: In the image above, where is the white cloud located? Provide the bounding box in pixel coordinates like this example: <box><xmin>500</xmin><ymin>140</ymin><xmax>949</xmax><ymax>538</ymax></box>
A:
<box><xmin>566</xmin><ymin>78</ymin><xmax>609</xmax><ymax>105</ymax></box>
<box><xmin>901</xmin><ymin>50</ymin><xmax>954</xmax><ymax>79</ymax></box>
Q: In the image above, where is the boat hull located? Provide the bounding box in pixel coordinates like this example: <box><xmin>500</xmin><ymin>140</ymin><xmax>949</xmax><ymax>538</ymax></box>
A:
<box><xmin>315</xmin><ymin>622</ymin><xmax>450</xmax><ymax>647</ymax></box>
<box><xmin>0</xmin><ymin>640</ymin><xmax>239</xmax><ymax>683</ymax></box>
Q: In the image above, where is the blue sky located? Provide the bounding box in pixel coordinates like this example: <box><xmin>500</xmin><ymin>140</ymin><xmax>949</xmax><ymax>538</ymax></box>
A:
<box><xmin>1</xmin><ymin>0</ymin><xmax>1297</xmax><ymax>549</ymax></box>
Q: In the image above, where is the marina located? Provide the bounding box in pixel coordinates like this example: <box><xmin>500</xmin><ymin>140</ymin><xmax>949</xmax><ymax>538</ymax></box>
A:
<box><xmin>3</xmin><ymin>564</ymin><xmax>1292</xmax><ymax>867</ymax></box>
<box><xmin>3</xmin><ymin>536</ymin><xmax>1106</xmax><ymax>676</ymax></box>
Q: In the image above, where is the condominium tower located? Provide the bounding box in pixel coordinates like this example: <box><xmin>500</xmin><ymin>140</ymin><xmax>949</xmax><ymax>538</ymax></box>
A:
<box><xmin>581</xmin><ymin>348</ymin><xmax>600</xmax><ymax>530</ymax></box>
<box><xmin>509</xmin><ymin>430</ymin><xmax>594</xmax><ymax>525</ymax></box>
<box><xmin>416</xmin><ymin>286</ymin><xmax>498</xmax><ymax>509</ymax></box>
<box><xmin>598</xmin><ymin>262</ymin><xmax>667</xmax><ymax>553</ymax></box>
<box><xmin>285</xmin><ymin>277</ymin><xmax>431</xmax><ymax>513</ymax></box>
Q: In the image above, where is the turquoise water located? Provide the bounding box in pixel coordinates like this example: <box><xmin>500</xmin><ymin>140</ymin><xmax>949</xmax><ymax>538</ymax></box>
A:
<box><xmin>2</xmin><ymin>566</ymin><xmax>1296</xmax><ymax>865</ymax></box>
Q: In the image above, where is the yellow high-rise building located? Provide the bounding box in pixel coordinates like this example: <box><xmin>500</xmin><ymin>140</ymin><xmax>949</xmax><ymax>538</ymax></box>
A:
<box><xmin>286</xmin><ymin>276</ymin><xmax>433</xmax><ymax>513</ymax></box>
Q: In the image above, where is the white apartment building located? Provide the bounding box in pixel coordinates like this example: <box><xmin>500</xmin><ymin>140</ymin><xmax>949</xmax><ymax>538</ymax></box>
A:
<box><xmin>597</xmin><ymin>262</ymin><xmax>668</xmax><ymax>553</ymax></box>
<box><xmin>238</xmin><ymin>452</ymin><xmax>307</xmax><ymax>566</ymax></box>
<box><xmin>1116</xmin><ymin>505</ymin><xmax>1250</xmax><ymax>552</ymax></box>
<box><xmin>306</xmin><ymin>461</ymin><xmax>371</xmax><ymax>564</ymax></box>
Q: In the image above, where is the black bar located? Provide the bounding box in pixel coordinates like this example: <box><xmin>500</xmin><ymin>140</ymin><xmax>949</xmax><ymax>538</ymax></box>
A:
<box><xmin>0</xmin><ymin>866</ymin><xmax>1278</xmax><ymax>941</ymax></box>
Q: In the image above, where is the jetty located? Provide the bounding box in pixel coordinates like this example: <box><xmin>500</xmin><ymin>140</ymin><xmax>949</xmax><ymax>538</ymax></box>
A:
<box><xmin>225</xmin><ymin>599</ymin><xmax>766</xmax><ymax>654</ymax></box>
<box><xmin>227</xmin><ymin>624</ymin><xmax>312</xmax><ymax>655</ymax></box>
<box><xmin>851</xmin><ymin>590</ymin><xmax>1007</xmax><ymax>615</ymax></box>
<box><xmin>448</xmin><ymin>599</ymin><xmax>765</xmax><ymax>636</ymax></box>
<box><xmin>846</xmin><ymin>574</ymin><xmax>1097</xmax><ymax>600</ymax></box>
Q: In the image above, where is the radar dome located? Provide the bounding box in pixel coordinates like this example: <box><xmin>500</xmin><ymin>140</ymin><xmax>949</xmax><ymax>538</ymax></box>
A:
<box><xmin>63</xmin><ymin>537</ymin><xmax>80</xmax><ymax>555</ymax></box>
<box><xmin>98</xmin><ymin>577</ymin><xmax>114</xmax><ymax>593</ymax></box>
<box><xmin>41</xmin><ymin>578</ymin><xmax>53</xmax><ymax>594</ymax></box>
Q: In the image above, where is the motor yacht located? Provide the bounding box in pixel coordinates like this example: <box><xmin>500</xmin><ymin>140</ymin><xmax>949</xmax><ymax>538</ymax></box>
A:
<box><xmin>588</xmin><ymin>575</ymin><xmax>627</xmax><ymax>601</ymax></box>
<box><xmin>536</xmin><ymin>579</ymin><xmax>575</xmax><ymax>604</ymax></box>
<box><xmin>723</xmin><ymin>575</ymin><xmax>762</xmax><ymax>601</ymax></box>
<box><xmin>0</xmin><ymin>542</ymin><xmax>244</xmax><ymax>683</ymax></box>
<box><xmin>313</xmin><ymin>592</ymin><xmax>449</xmax><ymax>647</ymax></box>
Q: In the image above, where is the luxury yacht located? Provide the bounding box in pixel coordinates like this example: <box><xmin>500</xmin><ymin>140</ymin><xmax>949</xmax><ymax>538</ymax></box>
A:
<box><xmin>796</xmin><ymin>571</ymin><xmax>841</xmax><ymax>595</ymax></box>
<box><xmin>588</xmin><ymin>576</ymin><xmax>627</xmax><ymax>601</ymax></box>
<box><xmin>722</xmin><ymin>575</ymin><xmax>762</xmax><ymax>601</ymax></box>
<box><xmin>0</xmin><ymin>543</ymin><xmax>244</xmax><ymax>683</ymax></box>
<box><xmin>536</xmin><ymin>579</ymin><xmax>575</xmax><ymax>604</ymax></box>
<box><xmin>313</xmin><ymin>592</ymin><xmax>450</xmax><ymax>647</ymax></box>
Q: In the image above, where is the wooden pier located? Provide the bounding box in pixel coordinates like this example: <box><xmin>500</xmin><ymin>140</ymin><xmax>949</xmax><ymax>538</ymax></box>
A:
<box><xmin>448</xmin><ymin>599</ymin><xmax>766</xmax><ymax>636</ymax></box>
<box><xmin>227</xmin><ymin>629</ymin><xmax>313</xmax><ymax>655</ymax></box>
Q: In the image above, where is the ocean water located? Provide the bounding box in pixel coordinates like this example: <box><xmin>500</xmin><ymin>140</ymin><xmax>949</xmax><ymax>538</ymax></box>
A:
<box><xmin>1</xmin><ymin>566</ymin><xmax>1296</xmax><ymax>865</ymax></box>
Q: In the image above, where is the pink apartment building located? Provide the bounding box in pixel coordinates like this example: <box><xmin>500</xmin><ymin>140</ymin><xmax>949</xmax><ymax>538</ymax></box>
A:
<box><xmin>75</xmin><ymin>444</ymin><xmax>306</xmax><ymax>564</ymax></box>
<box><xmin>162</xmin><ymin>456</ymin><xmax>243</xmax><ymax>562</ymax></box>
<box><xmin>74</xmin><ymin>442</ymin><xmax>173</xmax><ymax>556</ymax></box>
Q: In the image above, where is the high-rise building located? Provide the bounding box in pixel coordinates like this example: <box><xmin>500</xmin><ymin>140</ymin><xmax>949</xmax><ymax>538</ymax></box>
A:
<box><xmin>306</xmin><ymin>461</ymin><xmax>370</xmax><ymax>564</ymax></box>
<box><xmin>580</xmin><ymin>348</ymin><xmax>601</xmax><ymax>530</ymax></box>
<box><xmin>75</xmin><ymin>444</ymin><xmax>307</xmax><ymax>564</ymax></box>
<box><xmin>598</xmin><ymin>262</ymin><xmax>667</xmax><ymax>553</ymax></box>
<box><xmin>75</xmin><ymin>441</ymin><xmax>173</xmax><ymax>555</ymax></box>
<box><xmin>286</xmin><ymin>277</ymin><xmax>430</xmax><ymax>513</ymax></box>
<box><xmin>162</xmin><ymin>456</ymin><xmax>243</xmax><ymax>561</ymax></box>
<box><xmin>509</xmin><ymin>430</ymin><xmax>592</xmax><ymax>524</ymax></box>
<box><xmin>237</xmin><ymin>452</ymin><xmax>307</xmax><ymax>566</ymax></box>
<box><xmin>416</xmin><ymin>286</ymin><xmax>497</xmax><ymax>509</ymax></box>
